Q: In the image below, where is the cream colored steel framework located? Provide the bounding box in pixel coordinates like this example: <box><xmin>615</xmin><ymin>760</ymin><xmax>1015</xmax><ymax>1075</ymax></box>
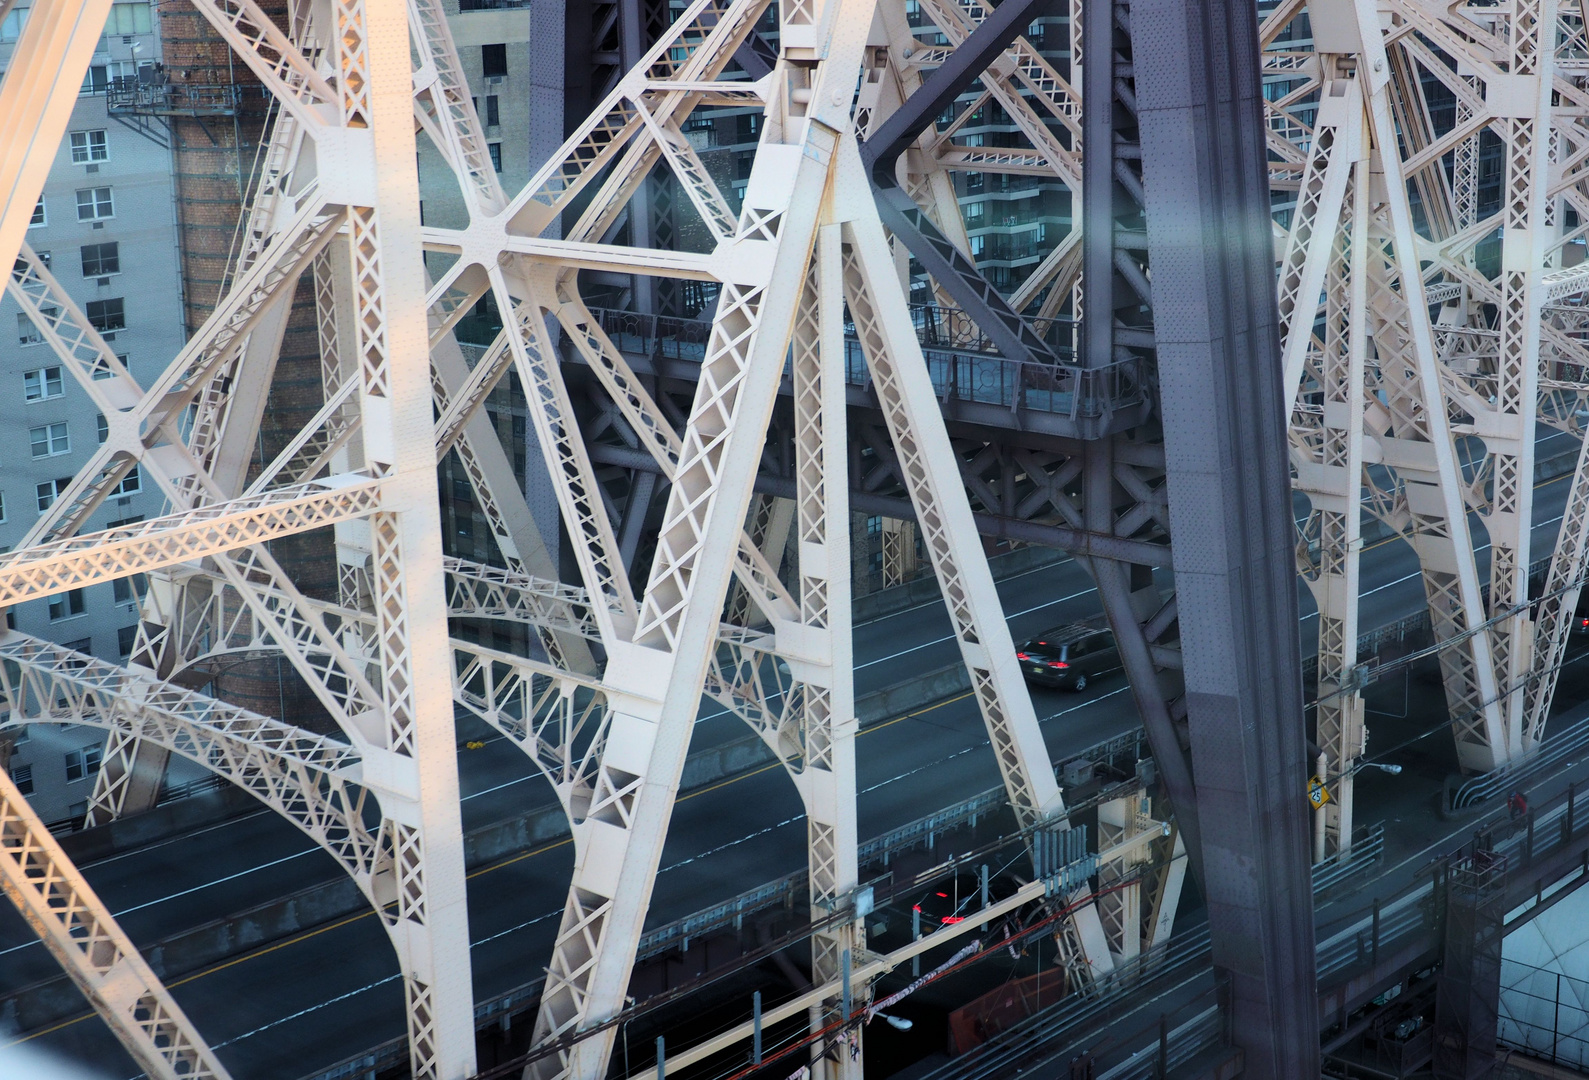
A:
<box><xmin>0</xmin><ymin>0</ymin><xmax>1125</xmax><ymax>1076</ymax></box>
<box><xmin>1264</xmin><ymin>0</ymin><xmax>1589</xmax><ymax>856</ymax></box>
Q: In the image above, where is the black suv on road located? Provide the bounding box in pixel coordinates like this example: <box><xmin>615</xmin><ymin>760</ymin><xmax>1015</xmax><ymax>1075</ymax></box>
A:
<box><xmin>1016</xmin><ymin>623</ymin><xmax>1121</xmax><ymax>692</ymax></box>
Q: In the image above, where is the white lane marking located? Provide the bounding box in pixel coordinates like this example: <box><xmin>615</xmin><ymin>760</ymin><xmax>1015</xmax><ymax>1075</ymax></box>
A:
<box><xmin>210</xmin><ymin>974</ymin><xmax>404</xmax><ymax>1051</ymax></box>
<box><xmin>80</xmin><ymin>807</ymin><xmax>274</xmax><ymax>870</ymax></box>
<box><xmin>1300</xmin><ymin>508</ymin><xmax>1570</xmax><ymax>623</ymax></box>
<box><xmin>854</xmin><ymin>585</ymin><xmax>1099</xmax><ymax>671</ymax></box>
<box><xmin>0</xmin><ymin>849</ymin><xmax>323</xmax><ymax>961</ymax></box>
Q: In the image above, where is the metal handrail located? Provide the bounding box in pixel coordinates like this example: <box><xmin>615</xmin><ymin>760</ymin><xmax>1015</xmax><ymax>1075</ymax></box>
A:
<box><xmin>1449</xmin><ymin>707</ymin><xmax>1589</xmax><ymax>811</ymax></box>
<box><xmin>585</xmin><ymin>306</ymin><xmax>1149</xmax><ymax>422</ymax></box>
<box><xmin>1311</xmin><ymin>821</ymin><xmax>1386</xmax><ymax>894</ymax></box>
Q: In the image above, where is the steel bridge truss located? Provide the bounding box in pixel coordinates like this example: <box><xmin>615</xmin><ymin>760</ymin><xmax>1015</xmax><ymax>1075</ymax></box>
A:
<box><xmin>0</xmin><ymin>0</ymin><xmax>1161</xmax><ymax>1075</ymax></box>
<box><xmin>1265</xmin><ymin>0</ymin><xmax>1589</xmax><ymax>857</ymax></box>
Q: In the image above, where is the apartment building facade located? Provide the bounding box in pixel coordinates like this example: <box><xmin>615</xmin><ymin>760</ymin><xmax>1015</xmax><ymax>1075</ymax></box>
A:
<box><xmin>0</xmin><ymin>3</ymin><xmax>209</xmax><ymax>822</ymax></box>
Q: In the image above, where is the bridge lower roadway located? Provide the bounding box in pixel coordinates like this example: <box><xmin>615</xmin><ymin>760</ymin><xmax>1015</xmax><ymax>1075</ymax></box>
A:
<box><xmin>2</xmin><ymin>449</ymin><xmax>1587</xmax><ymax>1080</ymax></box>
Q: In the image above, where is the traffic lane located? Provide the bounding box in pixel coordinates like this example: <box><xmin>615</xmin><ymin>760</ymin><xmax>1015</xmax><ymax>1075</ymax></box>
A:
<box><xmin>467</xmin><ymin>675</ymin><xmax>1147</xmax><ymax>993</ymax></box>
<box><xmin>22</xmin><ymin>677</ymin><xmax>1181</xmax><ymax>1080</ymax></box>
<box><xmin>13</xmin><ymin>465</ymin><xmax>1580</xmax><ymax>1070</ymax></box>
<box><xmin>0</xmin><ymin>729</ymin><xmax>564</xmax><ymax>999</ymax></box>
<box><xmin>643</xmin><ymin>672</ymin><xmax>1149</xmax><ymax>924</ymax></box>
<box><xmin>1332</xmin><ymin>476</ymin><xmax>1573</xmax><ymax>638</ymax></box>
<box><xmin>851</xmin><ymin>556</ymin><xmax>1103</xmax><ymax>697</ymax></box>
<box><xmin>0</xmin><ymin>809</ymin><xmax>347</xmax><ymax>992</ymax></box>
<box><xmin>857</xmin><ymin>442</ymin><xmax>1579</xmax><ymax>693</ymax></box>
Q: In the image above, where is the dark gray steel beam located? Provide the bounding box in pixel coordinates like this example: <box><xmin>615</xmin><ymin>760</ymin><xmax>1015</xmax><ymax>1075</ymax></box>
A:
<box><xmin>584</xmin><ymin>442</ymin><xmax>1168</xmax><ymax>564</ymax></box>
<box><xmin>860</xmin><ymin>0</ymin><xmax>1053</xmax><ymax>180</ymax></box>
<box><xmin>734</xmin><ymin>29</ymin><xmax>777</xmax><ymax>79</ymax></box>
<box><xmin>1081</xmin><ymin>0</ymin><xmax>1116</xmax><ymax>375</ymax></box>
<box><xmin>867</xmin><ymin>189</ymin><xmax>1066</xmax><ymax>366</ymax></box>
<box><xmin>857</xmin><ymin>0</ymin><xmax>1067</xmax><ymax>369</ymax></box>
<box><xmin>1133</xmin><ymin>0</ymin><xmax>1322</xmax><ymax>1074</ymax></box>
<box><xmin>1077</xmin><ymin>0</ymin><xmax>1202</xmax><ymax>886</ymax></box>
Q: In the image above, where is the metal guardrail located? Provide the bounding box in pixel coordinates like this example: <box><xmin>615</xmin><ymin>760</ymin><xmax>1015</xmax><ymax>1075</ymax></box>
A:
<box><xmin>862</xmin><ymin>787</ymin><xmax>1008</xmax><ymax>867</ymax></box>
<box><xmin>587</xmin><ymin>307</ymin><xmax>1149</xmax><ymax>423</ymax></box>
<box><xmin>636</xmin><ymin>872</ymin><xmax>803</xmax><ymax>958</ymax></box>
<box><xmin>156</xmin><ymin>773</ymin><xmax>230</xmax><ymax>805</ymax></box>
<box><xmin>1098</xmin><ymin>1006</ymin><xmax>1224</xmax><ymax>1080</ymax></box>
<box><xmin>105</xmin><ymin>78</ymin><xmax>241</xmax><ymax>115</ymax></box>
<box><xmin>1311</xmin><ymin>822</ymin><xmax>1386</xmax><ymax>894</ymax></box>
<box><xmin>1449</xmin><ymin>707</ymin><xmax>1589</xmax><ymax>811</ymax></box>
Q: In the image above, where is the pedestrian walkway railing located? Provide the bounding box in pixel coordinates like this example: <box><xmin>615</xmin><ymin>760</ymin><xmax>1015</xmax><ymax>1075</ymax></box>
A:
<box><xmin>586</xmin><ymin>306</ymin><xmax>1150</xmax><ymax>425</ymax></box>
<box><xmin>1448</xmin><ymin>706</ymin><xmax>1589</xmax><ymax>811</ymax></box>
<box><xmin>1311</xmin><ymin>822</ymin><xmax>1387</xmax><ymax>894</ymax></box>
<box><xmin>1098</xmin><ymin>1006</ymin><xmax>1224</xmax><ymax>1080</ymax></box>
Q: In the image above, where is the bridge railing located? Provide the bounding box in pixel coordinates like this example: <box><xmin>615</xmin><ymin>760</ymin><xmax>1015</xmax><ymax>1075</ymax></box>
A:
<box><xmin>1311</xmin><ymin>821</ymin><xmax>1386</xmax><ymax>895</ymax></box>
<box><xmin>586</xmin><ymin>306</ymin><xmax>1150</xmax><ymax>423</ymax></box>
<box><xmin>1448</xmin><ymin>707</ymin><xmax>1589</xmax><ymax>811</ymax></box>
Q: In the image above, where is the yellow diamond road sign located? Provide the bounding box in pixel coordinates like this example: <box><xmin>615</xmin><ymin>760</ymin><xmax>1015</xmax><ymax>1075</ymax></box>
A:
<box><xmin>1308</xmin><ymin>775</ymin><xmax>1332</xmax><ymax>809</ymax></box>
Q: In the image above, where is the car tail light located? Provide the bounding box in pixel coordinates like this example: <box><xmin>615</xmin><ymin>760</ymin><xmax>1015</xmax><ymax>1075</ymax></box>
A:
<box><xmin>941</xmin><ymin>915</ymin><xmax>965</xmax><ymax>924</ymax></box>
<box><xmin>1016</xmin><ymin>651</ymin><xmax>1032</xmax><ymax>661</ymax></box>
<box><xmin>1047</xmin><ymin>661</ymin><xmax>1069</xmax><ymax>669</ymax></box>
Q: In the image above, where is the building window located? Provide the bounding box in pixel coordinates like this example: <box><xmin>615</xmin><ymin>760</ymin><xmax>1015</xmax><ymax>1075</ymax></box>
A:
<box><xmin>75</xmin><ymin>187</ymin><xmax>114</xmax><ymax>221</ymax></box>
<box><xmin>488</xmin><ymin>142</ymin><xmax>502</xmax><ymax>172</ymax></box>
<box><xmin>113</xmin><ymin>573</ymin><xmax>147</xmax><ymax>604</ymax></box>
<box><xmin>10</xmin><ymin>765</ymin><xmax>32</xmax><ymax>796</ymax></box>
<box><xmin>64</xmin><ymin>744</ymin><xmax>102</xmax><ymax>782</ymax></box>
<box><xmin>49</xmin><ymin>590</ymin><xmax>87</xmax><ymax>621</ymax></box>
<box><xmin>17</xmin><ymin>315</ymin><xmax>42</xmax><ymax>346</ymax></box>
<box><xmin>86</xmin><ymin>298</ymin><xmax>124</xmax><ymax>331</ymax></box>
<box><xmin>106</xmin><ymin>2</ymin><xmax>152</xmax><ymax>33</ymax></box>
<box><xmin>485</xmin><ymin>94</ymin><xmax>500</xmax><ymax>127</ymax></box>
<box><xmin>24</xmin><ymin>367</ymin><xmax>64</xmax><ymax>401</ymax></box>
<box><xmin>12</xmin><ymin>727</ymin><xmax>27</xmax><ymax>747</ymax></box>
<box><xmin>118</xmin><ymin>624</ymin><xmax>138</xmax><ymax>657</ymax></box>
<box><xmin>111</xmin><ymin>465</ymin><xmax>141</xmax><ymax>496</ymax></box>
<box><xmin>29</xmin><ymin>197</ymin><xmax>45</xmax><ymax>227</ymax></box>
<box><xmin>35</xmin><ymin>478</ymin><xmax>72</xmax><ymax>514</ymax></box>
<box><xmin>1</xmin><ymin>6</ymin><xmax>27</xmax><ymax>41</ymax></box>
<box><xmin>80</xmin><ymin>242</ymin><xmax>119</xmax><ymax>277</ymax></box>
<box><xmin>30</xmin><ymin>422</ymin><xmax>70</xmax><ymax>458</ymax></box>
<box><xmin>70</xmin><ymin>130</ymin><xmax>110</xmax><ymax>164</ymax></box>
<box><xmin>97</xmin><ymin>414</ymin><xmax>108</xmax><ymax>443</ymax></box>
<box><xmin>0</xmin><ymin>491</ymin><xmax>8</xmax><ymax>523</ymax></box>
<box><xmin>481</xmin><ymin>43</ymin><xmax>508</xmax><ymax>77</ymax></box>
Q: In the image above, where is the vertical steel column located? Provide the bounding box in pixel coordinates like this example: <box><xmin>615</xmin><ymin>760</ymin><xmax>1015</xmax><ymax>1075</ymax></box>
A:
<box><xmin>336</xmin><ymin>0</ymin><xmax>477</xmax><ymax>1073</ymax></box>
<box><xmin>1133</xmin><ymin>0</ymin><xmax>1321</xmax><ymax>1075</ymax></box>
<box><xmin>792</xmin><ymin>226</ymin><xmax>862</xmax><ymax>1079</ymax></box>
<box><xmin>1080</xmin><ymin>0</ymin><xmax>1113</xmax><ymax>375</ymax></box>
<box><xmin>1081</xmin><ymin>0</ymin><xmax>1203</xmax><ymax>876</ymax></box>
<box><xmin>1433</xmin><ymin>853</ymin><xmax>1507</xmax><ymax>1079</ymax></box>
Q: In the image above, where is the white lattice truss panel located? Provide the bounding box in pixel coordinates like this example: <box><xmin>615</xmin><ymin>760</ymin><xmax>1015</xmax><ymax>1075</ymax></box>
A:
<box><xmin>1265</xmin><ymin>0</ymin><xmax>1589</xmax><ymax>856</ymax></box>
<box><xmin>0</xmin><ymin>0</ymin><xmax>1134</xmax><ymax>1072</ymax></box>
